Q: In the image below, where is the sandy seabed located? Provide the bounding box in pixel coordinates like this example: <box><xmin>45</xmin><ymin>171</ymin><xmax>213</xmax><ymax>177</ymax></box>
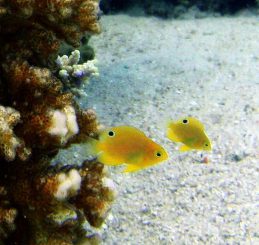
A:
<box><xmin>82</xmin><ymin>14</ymin><xmax>259</xmax><ymax>244</ymax></box>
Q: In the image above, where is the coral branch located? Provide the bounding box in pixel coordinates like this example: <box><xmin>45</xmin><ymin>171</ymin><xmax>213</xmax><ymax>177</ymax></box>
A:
<box><xmin>0</xmin><ymin>106</ymin><xmax>30</xmax><ymax>161</ymax></box>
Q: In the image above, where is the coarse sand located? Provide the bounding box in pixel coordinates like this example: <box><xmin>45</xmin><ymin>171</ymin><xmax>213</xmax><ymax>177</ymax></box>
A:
<box><xmin>60</xmin><ymin>14</ymin><xmax>259</xmax><ymax>244</ymax></box>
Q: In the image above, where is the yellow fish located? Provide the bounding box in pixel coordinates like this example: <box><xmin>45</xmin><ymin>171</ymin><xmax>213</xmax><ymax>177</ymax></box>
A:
<box><xmin>167</xmin><ymin>117</ymin><xmax>212</xmax><ymax>152</ymax></box>
<box><xmin>90</xmin><ymin>126</ymin><xmax>168</xmax><ymax>172</ymax></box>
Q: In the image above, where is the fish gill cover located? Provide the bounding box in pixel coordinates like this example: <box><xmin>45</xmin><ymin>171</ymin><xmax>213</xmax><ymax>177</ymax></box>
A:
<box><xmin>0</xmin><ymin>0</ymin><xmax>116</xmax><ymax>244</ymax></box>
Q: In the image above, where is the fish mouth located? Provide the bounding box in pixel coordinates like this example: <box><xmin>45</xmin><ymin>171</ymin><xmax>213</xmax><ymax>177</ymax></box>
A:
<box><xmin>162</xmin><ymin>149</ymin><xmax>169</xmax><ymax>160</ymax></box>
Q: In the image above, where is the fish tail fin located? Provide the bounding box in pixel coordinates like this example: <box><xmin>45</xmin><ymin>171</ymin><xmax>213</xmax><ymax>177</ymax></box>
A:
<box><xmin>82</xmin><ymin>137</ymin><xmax>99</xmax><ymax>156</ymax></box>
<box><xmin>158</xmin><ymin>116</ymin><xmax>171</xmax><ymax>130</ymax></box>
<box><xmin>166</xmin><ymin>120</ymin><xmax>174</xmax><ymax>128</ymax></box>
<box><xmin>123</xmin><ymin>164</ymin><xmax>142</xmax><ymax>173</ymax></box>
<box><xmin>167</xmin><ymin>127</ymin><xmax>180</xmax><ymax>142</ymax></box>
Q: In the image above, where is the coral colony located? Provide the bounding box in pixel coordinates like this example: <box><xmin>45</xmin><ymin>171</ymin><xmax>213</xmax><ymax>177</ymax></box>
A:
<box><xmin>0</xmin><ymin>0</ymin><xmax>115</xmax><ymax>244</ymax></box>
<box><xmin>56</xmin><ymin>50</ymin><xmax>99</xmax><ymax>97</ymax></box>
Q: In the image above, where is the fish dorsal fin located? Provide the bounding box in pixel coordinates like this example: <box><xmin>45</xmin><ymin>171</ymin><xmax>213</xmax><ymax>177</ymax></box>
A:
<box><xmin>189</xmin><ymin>117</ymin><xmax>205</xmax><ymax>130</ymax></box>
<box><xmin>122</xmin><ymin>126</ymin><xmax>147</xmax><ymax>137</ymax></box>
<box><xmin>123</xmin><ymin>164</ymin><xmax>142</xmax><ymax>173</ymax></box>
<box><xmin>179</xmin><ymin>144</ymin><xmax>192</xmax><ymax>152</ymax></box>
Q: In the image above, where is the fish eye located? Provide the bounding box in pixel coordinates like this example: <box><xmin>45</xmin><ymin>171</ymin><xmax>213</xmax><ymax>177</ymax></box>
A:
<box><xmin>182</xmin><ymin>119</ymin><xmax>188</xmax><ymax>124</ymax></box>
<box><xmin>108</xmin><ymin>131</ymin><xmax>115</xmax><ymax>137</ymax></box>
<box><xmin>156</xmin><ymin>152</ymin><xmax>162</xmax><ymax>157</ymax></box>
<box><xmin>204</xmin><ymin>143</ymin><xmax>209</xmax><ymax>147</ymax></box>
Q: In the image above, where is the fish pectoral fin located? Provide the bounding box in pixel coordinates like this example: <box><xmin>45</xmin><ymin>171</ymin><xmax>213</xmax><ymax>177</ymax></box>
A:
<box><xmin>185</xmin><ymin>137</ymin><xmax>196</xmax><ymax>145</ymax></box>
<box><xmin>179</xmin><ymin>145</ymin><xmax>192</xmax><ymax>152</ymax></box>
<box><xmin>97</xmin><ymin>152</ymin><xmax>120</xmax><ymax>166</ymax></box>
<box><xmin>123</xmin><ymin>164</ymin><xmax>142</xmax><ymax>173</ymax></box>
<box><xmin>167</xmin><ymin>128</ymin><xmax>181</xmax><ymax>142</ymax></box>
<box><xmin>127</xmin><ymin>152</ymin><xmax>143</xmax><ymax>165</ymax></box>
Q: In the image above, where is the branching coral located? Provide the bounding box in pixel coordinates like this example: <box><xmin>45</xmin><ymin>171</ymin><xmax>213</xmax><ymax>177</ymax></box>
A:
<box><xmin>2</xmin><ymin>159</ymin><xmax>115</xmax><ymax>244</ymax></box>
<box><xmin>0</xmin><ymin>0</ymin><xmax>115</xmax><ymax>244</ymax></box>
<box><xmin>0</xmin><ymin>105</ymin><xmax>30</xmax><ymax>161</ymax></box>
<box><xmin>56</xmin><ymin>50</ymin><xmax>99</xmax><ymax>97</ymax></box>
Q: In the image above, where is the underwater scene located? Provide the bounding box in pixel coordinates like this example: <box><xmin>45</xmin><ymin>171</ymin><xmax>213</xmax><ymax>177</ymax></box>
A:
<box><xmin>0</xmin><ymin>0</ymin><xmax>258</xmax><ymax>244</ymax></box>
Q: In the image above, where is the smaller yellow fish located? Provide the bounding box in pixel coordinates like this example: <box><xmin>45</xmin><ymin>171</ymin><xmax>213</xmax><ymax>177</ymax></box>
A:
<box><xmin>89</xmin><ymin>126</ymin><xmax>168</xmax><ymax>172</ymax></box>
<box><xmin>167</xmin><ymin>117</ymin><xmax>212</xmax><ymax>152</ymax></box>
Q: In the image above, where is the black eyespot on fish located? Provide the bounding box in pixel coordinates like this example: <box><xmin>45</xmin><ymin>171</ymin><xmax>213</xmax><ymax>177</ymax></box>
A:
<box><xmin>108</xmin><ymin>131</ymin><xmax>115</xmax><ymax>137</ymax></box>
<box><xmin>205</xmin><ymin>143</ymin><xmax>209</xmax><ymax>147</ymax></box>
<box><xmin>183</xmin><ymin>119</ymin><xmax>188</xmax><ymax>124</ymax></box>
<box><xmin>156</xmin><ymin>152</ymin><xmax>162</xmax><ymax>157</ymax></box>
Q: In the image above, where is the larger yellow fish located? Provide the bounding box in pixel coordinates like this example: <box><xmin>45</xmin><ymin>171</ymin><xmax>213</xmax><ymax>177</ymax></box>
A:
<box><xmin>167</xmin><ymin>117</ymin><xmax>212</xmax><ymax>151</ymax></box>
<box><xmin>90</xmin><ymin>126</ymin><xmax>168</xmax><ymax>172</ymax></box>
